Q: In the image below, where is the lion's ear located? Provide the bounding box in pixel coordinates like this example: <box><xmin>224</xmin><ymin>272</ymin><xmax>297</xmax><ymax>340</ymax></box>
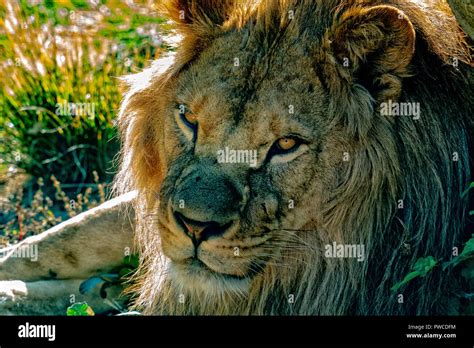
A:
<box><xmin>326</xmin><ymin>5</ymin><xmax>416</xmax><ymax>101</ymax></box>
<box><xmin>162</xmin><ymin>0</ymin><xmax>235</xmax><ymax>37</ymax></box>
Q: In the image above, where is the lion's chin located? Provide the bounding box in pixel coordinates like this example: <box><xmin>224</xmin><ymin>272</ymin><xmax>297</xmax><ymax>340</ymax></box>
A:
<box><xmin>168</xmin><ymin>258</ymin><xmax>251</xmax><ymax>295</ymax></box>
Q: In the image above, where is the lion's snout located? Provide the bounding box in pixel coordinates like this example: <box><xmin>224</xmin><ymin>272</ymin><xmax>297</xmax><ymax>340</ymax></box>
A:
<box><xmin>170</xmin><ymin>160</ymin><xmax>244</xmax><ymax>244</ymax></box>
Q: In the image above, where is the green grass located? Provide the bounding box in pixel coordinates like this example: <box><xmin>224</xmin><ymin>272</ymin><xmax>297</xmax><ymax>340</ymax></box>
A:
<box><xmin>0</xmin><ymin>0</ymin><xmax>171</xmax><ymax>243</ymax></box>
<box><xmin>0</xmin><ymin>0</ymin><xmax>168</xmax><ymax>184</ymax></box>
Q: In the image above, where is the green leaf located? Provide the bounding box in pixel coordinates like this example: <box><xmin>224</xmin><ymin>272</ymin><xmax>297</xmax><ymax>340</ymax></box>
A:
<box><xmin>391</xmin><ymin>256</ymin><xmax>437</xmax><ymax>292</ymax></box>
<box><xmin>413</xmin><ymin>256</ymin><xmax>437</xmax><ymax>276</ymax></box>
<box><xmin>442</xmin><ymin>234</ymin><xmax>474</xmax><ymax>270</ymax></box>
<box><xmin>458</xmin><ymin>235</ymin><xmax>474</xmax><ymax>258</ymax></box>
<box><xmin>71</xmin><ymin>0</ymin><xmax>89</xmax><ymax>9</ymax></box>
<box><xmin>123</xmin><ymin>254</ymin><xmax>139</xmax><ymax>269</ymax></box>
<box><xmin>118</xmin><ymin>267</ymin><xmax>134</xmax><ymax>278</ymax></box>
<box><xmin>66</xmin><ymin>302</ymin><xmax>95</xmax><ymax>316</ymax></box>
<box><xmin>390</xmin><ymin>271</ymin><xmax>419</xmax><ymax>293</ymax></box>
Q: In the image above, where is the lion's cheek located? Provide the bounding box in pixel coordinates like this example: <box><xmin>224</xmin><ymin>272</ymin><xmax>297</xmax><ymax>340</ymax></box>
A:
<box><xmin>160</xmin><ymin>230</ymin><xmax>195</xmax><ymax>261</ymax></box>
<box><xmin>198</xmin><ymin>246</ymin><xmax>258</xmax><ymax>277</ymax></box>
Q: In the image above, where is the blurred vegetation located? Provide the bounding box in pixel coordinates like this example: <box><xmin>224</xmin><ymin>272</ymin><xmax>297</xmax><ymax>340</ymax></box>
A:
<box><xmin>0</xmin><ymin>171</ymin><xmax>106</xmax><ymax>246</ymax></box>
<box><xmin>0</xmin><ymin>0</ymin><xmax>172</xmax><ymax>184</ymax></box>
<box><xmin>0</xmin><ymin>0</ymin><xmax>175</xmax><ymax>242</ymax></box>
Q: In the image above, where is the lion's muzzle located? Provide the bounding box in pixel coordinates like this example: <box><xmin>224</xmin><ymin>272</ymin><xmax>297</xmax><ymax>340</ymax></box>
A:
<box><xmin>170</xmin><ymin>159</ymin><xmax>244</xmax><ymax>245</ymax></box>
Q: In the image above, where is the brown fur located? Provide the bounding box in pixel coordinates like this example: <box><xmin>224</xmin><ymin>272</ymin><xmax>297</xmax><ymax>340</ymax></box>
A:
<box><xmin>115</xmin><ymin>0</ymin><xmax>473</xmax><ymax>315</ymax></box>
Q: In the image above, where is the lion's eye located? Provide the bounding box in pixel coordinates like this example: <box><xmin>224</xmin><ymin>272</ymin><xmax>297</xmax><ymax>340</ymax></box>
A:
<box><xmin>277</xmin><ymin>138</ymin><xmax>297</xmax><ymax>151</ymax></box>
<box><xmin>265</xmin><ymin>135</ymin><xmax>308</xmax><ymax>164</ymax></box>
<box><xmin>177</xmin><ymin>104</ymin><xmax>198</xmax><ymax>130</ymax></box>
<box><xmin>272</xmin><ymin>137</ymin><xmax>301</xmax><ymax>155</ymax></box>
<box><xmin>266</xmin><ymin>136</ymin><xmax>308</xmax><ymax>163</ymax></box>
<box><xmin>175</xmin><ymin>104</ymin><xmax>198</xmax><ymax>142</ymax></box>
<box><xmin>265</xmin><ymin>135</ymin><xmax>309</xmax><ymax>164</ymax></box>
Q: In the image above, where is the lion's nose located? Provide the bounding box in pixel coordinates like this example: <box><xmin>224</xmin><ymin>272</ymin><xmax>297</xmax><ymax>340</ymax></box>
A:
<box><xmin>174</xmin><ymin>211</ymin><xmax>233</xmax><ymax>243</ymax></box>
<box><xmin>171</xmin><ymin>161</ymin><xmax>244</xmax><ymax>243</ymax></box>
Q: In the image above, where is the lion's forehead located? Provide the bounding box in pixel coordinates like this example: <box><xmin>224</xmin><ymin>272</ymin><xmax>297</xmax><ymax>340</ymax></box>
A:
<box><xmin>174</xmin><ymin>33</ymin><xmax>328</xmax><ymax>149</ymax></box>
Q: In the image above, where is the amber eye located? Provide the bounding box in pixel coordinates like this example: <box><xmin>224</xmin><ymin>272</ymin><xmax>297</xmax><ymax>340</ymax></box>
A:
<box><xmin>277</xmin><ymin>138</ymin><xmax>297</xmax><ymax>151</ymax></box>
<box><xmin>267</xmin><ymin>136</ymin><xmax>305</xmax><ymax>159</ymax></box>
<box><xmin>177</xmin><ymin>104</ymin><xmax>198</xmax><ymax>129</ymax></box>
<box><xmin>182</xmin><ymin>112</ymin><xmax>198</xmax><ymax>127</ymax></box>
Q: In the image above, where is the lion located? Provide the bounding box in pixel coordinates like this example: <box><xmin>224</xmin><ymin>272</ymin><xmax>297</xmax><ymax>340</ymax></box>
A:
<box><xmin>114</xmin><ymin>0</ymin><xmax>473</xmax><ymax>315</ymax></box>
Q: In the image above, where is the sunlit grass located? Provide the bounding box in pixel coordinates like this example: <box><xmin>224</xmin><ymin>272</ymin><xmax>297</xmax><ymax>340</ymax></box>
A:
<box><xmin>0</xmin><ymin>0</ymin><xmax>173</xmax><ymax>241</ymax></box>
<box><xmin>0</xmin><ymin>0</ymin><xmax>168</xmax><ymax>184</ymax></box>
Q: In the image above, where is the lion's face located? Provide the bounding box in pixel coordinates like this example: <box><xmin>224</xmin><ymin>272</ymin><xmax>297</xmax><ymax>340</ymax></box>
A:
<box><xmin>155</xmin><ymin>30</ymin><xmax>337</xmax><ymax>293</ymax></box>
